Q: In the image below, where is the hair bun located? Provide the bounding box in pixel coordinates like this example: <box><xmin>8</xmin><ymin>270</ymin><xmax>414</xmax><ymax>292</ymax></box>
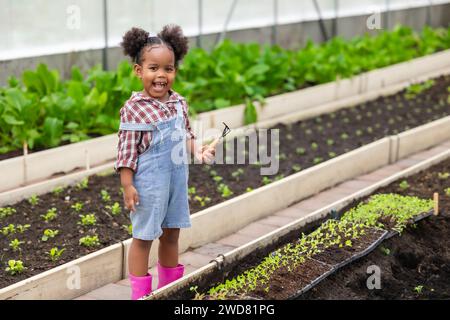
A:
<box><xmin>121</xmin><ymin>27</ymin><xmax>149</xmax><ymax>61</ymax></box>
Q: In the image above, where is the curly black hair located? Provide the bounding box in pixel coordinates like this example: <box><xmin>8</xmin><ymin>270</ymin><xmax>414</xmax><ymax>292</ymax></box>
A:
<box><xmin>120</xmin><ymin>25</ymin><xmax>189</xmax><ymax>68</ymax></box>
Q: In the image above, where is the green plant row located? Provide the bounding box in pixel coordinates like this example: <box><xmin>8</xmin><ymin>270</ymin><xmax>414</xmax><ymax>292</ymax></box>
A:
<box><xmin>192</xmin><ymin>193</ymin><xmax>433</xmax><ymax>300</ymax></box>
<box><xmin>1</xmin><ymin>25</ymin><xmax>449</xmax><ymax>155</ymax></box>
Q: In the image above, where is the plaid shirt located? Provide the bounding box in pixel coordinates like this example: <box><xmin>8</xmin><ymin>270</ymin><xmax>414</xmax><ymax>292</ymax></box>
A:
<box><xmin>115</xmin><ymin>90</ymin><xmax>195</xmax><ymax>172</ymax></box>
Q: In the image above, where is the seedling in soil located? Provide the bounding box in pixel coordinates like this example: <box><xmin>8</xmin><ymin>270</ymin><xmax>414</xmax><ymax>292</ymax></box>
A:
<box><xmin>188</xmin><ymin>187</ymin><xmax>196</xmax><ymax>195</ymax></box>
<box><xmin>41</xmin><ymin>229</ymin><xmax>59</xmax><ymax>242</ymax></box>
<box><xmin>52</xmin><ymin>186</ymin><xmax>64</xmax><ymax>196</ymax></box>
<box><xmin>9</xmin><ymin>239</ymin><xmax>25</xmax><ymax>252</ymax></box>
<box><xmin>313</xmin><ymin>157</ymin><xmax>323</xmax><ymax>165</ymax></box>
<box><xmin>100</xmin><ymin>190</ymin><xmax>111</xmax><ymax>202</ymax></box>
<box><xmin>47</xmin><ymin>247</ymin><xmax>66</xmax><ymax>262</ymax></box>
<box><xmin>119</xmin><ymin>187</ymin><xmax>124</xmax><ymax>196</ymax></box>
<box><xmin>414</xmin><ymin>285</ymin><xmax>424</xmax><ymax>294</ymax></box>
<box><xmin>326</xmin><ymin>139</ymin><xmax>334</xmax><ymax>146</ymax></box>
<box><xmin>5</xmin><ymin>260</ymin><xmax>26</xmax><ymax>275</ymax></box>
<box><xmin>190</xmin><ymin>286</ymin><xmax>206</xmax><ymax>300</ymax></box>
<box><xmin>16</xmin><ymin>224</ymin><xmax>31</xmax><ymax>233</ymax></box>
<box><xmin>286</xmin><ymin>133</ymin><xmax>293</xmax><ymax>141</ymax></box>
<box><xmin>212</xmin><ymin>175</ymin><xmax>223</xmax><ymax>183</ymax></box>
<box><xmin>106</xmin><ymin>202</ymin><xmax>122</xmax><ymax>216</ymax></box>
<box><xmin>328</xmin><ymin>152</ymin><xmax>337</xmax><ymax>158</ymax></box>
<box><xmin>217</xmin><ymin>184</ymin><xmax>233</xmax><ymax>198</ymax></box>
<box><xmin>194</xmin><ymin>196</ymin><xmax>212</xmax><ymax>207</ymax></box>
<box><xmin>76</xmin><ymin>177</ymin><xmax>89</xmax><ymax>190</ymax></box>
<box><xmin>246</xmin><ymin>187</ymin><xmax>253</xmax><ymax>193</ymax></box>
<box><xmin>311</xmin><ymin>143</ymin><xmax>318</xmax><ymax>151</ymax></box>
<box><xmin>79</xmin><ymin>235</ymin><xmax>100</xmax><ymax>247</ymax></box>
<box><xmin>355</xmin><ymin>130</ymin><xmax>363</xmax><ymax>136</ymax></box>
<box><xmin>0</xmin><ymin>207</ymin><xmax>16</xmax><ymax>219</ymax></box>
<box><xmin>380</xmin><ymin>246</ymin><xmax>391</xmax><ymax>256</ymax></box>
<box><xmin>41</xmin><ymin>208</ymin><xmax>58</xmax><ymax>222</ymax></box>
<box><xmin>123</xmin><ymin>224</ymin><xmax>133</xmax><ymax>235</ymax></box>
<box><xmin>28</xmin><ymin>194</ymin><xmax>39</xmax><ymax>206</ymax></box>
<box><xmin>438</xmin><ymin>172</ymin><xmax>449</xmax><ymax>180</ymax></box>
<box><xmin>78</xmin><ymin>214</ymin><xmax>97</xmax><ymax>226</ymax></box>
<box><xmin>340</xmin><ymin>133</ymin><xmax>349</xmax><ymax>140</ymax></box>
<box><xmin>399</xmin><ymin>180</ymin><xmax>410</xmax><ymax>190</ymax></box>
<box><xmin>292</xmin><ymin>164</ymin><xmax>302</xmax><ymax>172</ymax></box>
<box><xmin>262</xmin><ymin>177</ymin><xmax>272</xmax><ymax>185</ymax></box>
<box><xmin>367</xmin><ymin>127</ymin><xmax>373</xmax><ymax>134</ymax></box>
<box><xmin>445</xmin><ymin>188</ymin><xmax>450</xmax><ymax>196</ymax></box>
<box><xmin>1</xmin><ymin>224</ymin><xmax>16</xmax><ymax>236</ymax></box>
<box><xmin>71</xmin><ymin>202</ymin><xmax>84</xmax><ymax>212</ymax></box>
<box><xmin>295</xmin><ymin>148</ymin><xmax>306</xmax><ymax>156</ymax></box>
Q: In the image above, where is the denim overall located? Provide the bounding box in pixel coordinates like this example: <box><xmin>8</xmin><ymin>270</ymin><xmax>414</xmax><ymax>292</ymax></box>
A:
<box><xmin>119</xmin><ymin>101</ymin><xmax>191</xmax><ymax>240</ymax></box>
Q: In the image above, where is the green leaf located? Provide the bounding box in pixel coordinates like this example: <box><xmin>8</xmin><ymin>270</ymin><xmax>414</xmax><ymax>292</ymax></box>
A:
<box><xmin>244</xmin><ymin>100</ymin><xmax>257</xmax><ymax>125</ymax></box>
<box><xmin>3</xmin><ymin>115</ymin><xmax>24</xmax><ymax>126</ymax></box>
<box><xmin>42</xmin><ymin>117</ymin><xmax>64</xmax><ymax>147</ymax></box>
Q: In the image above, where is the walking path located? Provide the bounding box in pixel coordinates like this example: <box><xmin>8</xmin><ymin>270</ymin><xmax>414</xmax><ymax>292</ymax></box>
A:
<box><xmin>74</xmin><ymin>140</ymin><xmax>450</xmax><ymax>299</ymax></box>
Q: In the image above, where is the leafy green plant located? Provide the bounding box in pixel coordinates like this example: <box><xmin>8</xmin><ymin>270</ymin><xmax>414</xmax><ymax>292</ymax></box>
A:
<box><xmin>292</xmin><ymin>164</ymin><xmax>302</xmax><ymax>172</ymax></box>
<box><xmin>78</xmin><ymin>214</ymin><xmax>97</xmax><ymax>226</ymax></box>
<box><xmin>231</xmin><ymin>168</ymin><xmax>245</xmax><ymax>179</ymax></box>
<box><xmin>194</xmin><ymin>196</ymin><xmax>212</xmax><ymax>207</ymax></box>
<box><xmin>76</xmin><ymin>177</ymin><xmax>89</xmax><ymax>190</ymax></box>
<box><xmin>262</xmin><ymin>176</ymin><xmax>272</xmax><ymax>185</ymax></box>
<box><xmin>0</xmin><ymin>207</ymin><xmax>16</xmax><ymax>219</ymax></box>
<box><xmin>47</xmin><ymin>247</ymin><xmax>66</xmax><ymax>262</ymax></box>
<box><xmin>295</xmin><ymin>148</ymin><xmax>306</xmax><ymax>156</ymax></box>
<box><xmin>9</xmin><ymin>238</ymin><xmax>25</xmax><ymax>252</ymax></box>
<box><xmin>246</xmin><ymin>187</ymin><xmax>253</xmax><ymax>193</ymax></box>
<box><xmin>52</xmin><ymin>186</ymin><xmax>64</xmax><ymax>196</ymax></box>
<box><xmin>5</xmin><ymin>260</ymin><xmax>27</xmax><ymax>275</ymax></box>
<box><xmin>40</xmin><ymin>208</ymin><xmax>58</xmax><ymax>222</ymax></box>
<box><xmin>123</xmin><ymin>224</ymin><xmax>132</xmax><ymax>235</ymax></box>
<box><xmin>405</xmin><ymin>80</ymin><xmax>435</xmax><ymax>99</ymax></box>
<box><xmin>71</xmin><ymin>202</ymin><xmax>84</xmax><ymax>212</ymax></box>
<box><xmin>105</xmin><ymin>202</ymin><xmax>122</xmax><ymax>215</ymax></box>
<box><xmin>100</xmin><ymin>189</ymin><xmax>111</xmax><ymax>202</ymax></box>
<box><xmin>380</xmin><ymin>246</ymin><xmax>391</xmax><ymax>256</ymax></box>
<box><xmin>217</xmin><ymin>184</ymin><xmax>233</xmax><ymax>198</ymax></box>
<box><xmin>16</xmin><ymin>224</ymin><xmax>31</xmax><ymax>233</ymax></box>
<box><xmin>399</xmin><ymin>180</ymin><xmax>410</xmax><ymax>190</ymax></box>
<box><xmin>445</xmin><ymin>188</ymin><xmax>450</xmax><ymax>197</ymax></box>
<box><xmin>414</xmin><ymin>285</ymin><xmax>424</xmax><ymax>294</ymax></box>
<box><xmin>1</xmin><ymin>224</ymin><xmax>16</xmax><ymax>236</ymax></box>
<box><xmin>79</xmin><ymin>235</ymin><xmax>100</xmax><ymax>247</ymax></box>
<box><xmin>28</xmin><ymin>194</ymin><xmax>39</xmax><ymax>206</ymax></box>
<box><xmin>438</xmin><ymin>172</ymin><xmax>449</xmax><ymax>180</ymax></box>
<box><xmin>41</xmin><ymin>229</ymin><xmax>59</xmax><ymax>242</ymax></box>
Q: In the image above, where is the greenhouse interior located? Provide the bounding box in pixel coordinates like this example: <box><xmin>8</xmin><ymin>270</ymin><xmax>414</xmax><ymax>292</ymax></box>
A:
<box><xmin>0</xmin><ymin>0</ymin><xmax>449</xmax><ymax>306</ymax></box>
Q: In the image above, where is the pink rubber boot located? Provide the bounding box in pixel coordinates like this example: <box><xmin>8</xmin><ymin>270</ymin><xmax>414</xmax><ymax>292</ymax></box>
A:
<box><xmin>157</xmin><ymin>262</ymin><xmax>184</xmax><ymax>289</ymax></box>
<box><xmin>129</xmin><ymin>273</ymin><xmax>152</xmax><ymax>300</ymax></box>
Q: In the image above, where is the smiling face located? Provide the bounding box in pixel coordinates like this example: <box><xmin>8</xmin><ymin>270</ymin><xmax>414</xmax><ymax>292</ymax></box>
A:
<box><xmin>134</xmin><ymin>45</ymin><xmax>176</xmax><ymax>102</ymax></box>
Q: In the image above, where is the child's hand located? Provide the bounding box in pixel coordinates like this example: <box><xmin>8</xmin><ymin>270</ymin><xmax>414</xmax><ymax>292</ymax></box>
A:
<box><xmin>197</xmin><ymin>145</ymin><xmax>215</xmax><ymax>164</ymax></box>
<box><xmin>123</xmin><ymin>185</ymin><xmax>139</xmax><ymax>212</ymax></box>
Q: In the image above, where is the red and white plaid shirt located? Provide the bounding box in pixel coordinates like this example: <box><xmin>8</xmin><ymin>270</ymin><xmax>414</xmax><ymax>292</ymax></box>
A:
<box><xmin>115</xmin><ymin>90</ymin><xmax>195</xmax><ymax>172</ymax></box>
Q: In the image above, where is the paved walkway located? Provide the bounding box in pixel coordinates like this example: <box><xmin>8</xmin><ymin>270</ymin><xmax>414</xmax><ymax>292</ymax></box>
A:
<box><xmin>74</xmin><ymin>140</ymin><xmax>450</xmax><ymax>300</ymax></box>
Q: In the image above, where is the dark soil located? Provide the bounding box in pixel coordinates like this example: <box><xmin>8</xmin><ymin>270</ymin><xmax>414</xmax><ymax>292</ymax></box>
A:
<box><xmin>1</xmin><ymin>75</ymin><xmax>449</xmax><ymax>290</ymax></box>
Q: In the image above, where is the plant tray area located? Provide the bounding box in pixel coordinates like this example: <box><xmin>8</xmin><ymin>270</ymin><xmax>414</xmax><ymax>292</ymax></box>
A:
<box><xmin>1</xmin><ymin>75</ymin><xmax>449</xmax><ymax>290</ymax></box>
<box><xmin>164</xmin><ymin>157</ymin><xmax>448</xmax><ymax>300</ymax></box>
<box><xmin>300</xmin><ymin>159</ymin><xmax>450</xmax><ymax>300</ymax></box>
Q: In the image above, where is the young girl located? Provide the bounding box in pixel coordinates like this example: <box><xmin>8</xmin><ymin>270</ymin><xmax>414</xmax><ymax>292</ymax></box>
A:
<box><xmin>115</xmin><ymin>25</ymin><xmax>215</xmax><ymax>300</ymax></box>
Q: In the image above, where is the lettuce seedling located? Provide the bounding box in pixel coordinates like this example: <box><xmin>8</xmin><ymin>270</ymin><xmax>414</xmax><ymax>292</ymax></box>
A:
<box><xmin>41</xmin><ymin>229</ymin><xmax>59</xmax><ymax>242</ymax></box>
<box><xmin>41</xmin><ymin>208</ymin><xmax>58</xmax><ymax>222</ymax></box>
<box><xmin>5</xmin><ymin>260</ymin><xmax>26</xmax><ymax>275</ymax></box>
<box><xmin>79</xmin><ymin>235</ymin><xmax>100</xmax><ymax>247</ymax></box>
<box><xmin>47</xmin><ymin>247</ymin><xmax>66</xmax><ymax>262</ymax></box>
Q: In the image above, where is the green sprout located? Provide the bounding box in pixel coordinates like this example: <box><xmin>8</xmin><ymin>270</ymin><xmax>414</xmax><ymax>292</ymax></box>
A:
<box><xmin>71</xmin><ymin>202</ymin><xmax>84</xmax><ymax>212</ymax></box>
<box><xmin>78</xmin><ymin>214</ymin><xmax>97</xmax><ymax>226</ymax></box>
<box><xmin>106</xmin><ymin>202</ymin><xmax>122</xmax><ymax>216</ymax></box>
<box><xmin>399</xmin><ymin>180</ymin><xmax>410</xmax><ymax>190</ymax></box>
<box><xmin>47</xmin><ymin>247</ymin><xmax>66</xmax><ymax>262</ymax></box>
<box><xmin>262</xmin><ymin>176</ymin><xmax>272</xmax><ymax>185</ymax></box>
<box><xmin>1</xmin><ymin>224</ymin><xmax>16</xmax><ymax>236</ymax></box>
<box><xmin>41</xmin><ymin>229</ymin><xmax>59</xmax><ymax>242</ymax></box>
<box><xmin>52</xmin><ymin>186</ymin><xmax>64</xmax><ymax>196</ymax></box>
<box><xmin>100</xmin><ymin>189</ymin><xmax>111</xmax><ymax>202</ymax></box>
<box><xmin>40</xmin><ymin>208</ymin><xmax>58</xmax><ymax>222</ymax></box>
<box><xmin>0</xmin><ymin>207</ymin><xmax>17</xmax><ymax>219</ymax></box>
<box><xmin>76</xmin><ymin>177</ymin><xmax>89</xmax><ymax>190</ymax></box>
<box><xmin>9</xmin><ymin>239</ymin><xmax>25</xmax><ymax>252</ymax></box>
<box><xmin>5</xmin><ymin>260</ymin><xmax>27</xmax><ymax>275</ymax></box>
<box><xmin>79</xmin><ymin>235</ymin><xmax>100</xmax><ymax>247</ymax></box>
<box><xmin>217</xmin><ymin>184</ymin><xmax>233</xmax><ymax>198</ymax></box>
<box><xmin>380</xmin><ymin>247</ymin><xmax>391</xmax><ymax>256</ymax></box>
<box><xmin>438</xmin><ymin>172</ymin><xmax>449</xmax><ymax>180</ymax></box>
<box><xmin>292</xmin><ymin>164</ymin><xmax>302</xmax><ymax>172</ymax></box>
<box><xmin>295</xmin><ymin>148</ymin><xmax>306</xmax><ymax>156</ymax></box>
<box><xmin>414</xmin><ymin>285</ymin><xmax>424</xmax><ymax>294</ymax></box>
<box><xmin>28</xmin><ymin>194</ymin><xmax>39</xmax><ymax>206</ymax></box>
<box><xmin>123</xmin><ymin>224</ymin><xmax>133</xmax><ymax>235</ymax></box>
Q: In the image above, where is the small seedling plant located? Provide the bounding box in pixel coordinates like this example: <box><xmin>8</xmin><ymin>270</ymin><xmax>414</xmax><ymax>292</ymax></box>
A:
<box><xmin>41</xmin><ymin>208</ymin><xmax>58</xmax><ymax>222</ymax></box>
<box><xmin>41</xmin><ymin>229</ymin><xmax>59</xmax><ymax>242</ymax></box>
<box><xmin>79</xmin><ymin>235</ymin><xmax>100</xmax><ymax>247</ymax></box>
<box><xmin>5</xmin><ymin>260</ymin><xmax>27</xmax><ymax>275</ymax></box>
<box><xmin>47</xmin><ymin>247</ymin><xmax>66</xmax><ymax>262</ymax></box>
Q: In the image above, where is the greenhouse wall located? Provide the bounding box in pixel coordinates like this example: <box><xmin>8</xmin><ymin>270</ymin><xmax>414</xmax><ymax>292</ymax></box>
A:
<box><xmin>0</xmin><ymin>1</ymin><xmax>449</xmax><ymax>85</ymax></box>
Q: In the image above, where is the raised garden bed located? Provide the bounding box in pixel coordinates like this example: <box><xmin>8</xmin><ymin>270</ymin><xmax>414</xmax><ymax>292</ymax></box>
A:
<box><xmin>300</xmin><ymin>159</ymin><xmax>450</xmax><ymax>300</ymax></box>
<box><xmin>156</xmin><ymin>157</ymin><xmax>449</xmax><ymax>300</ymax></box>
<box><xmin>1</xmin><ymin>74</ymin><xmax>449</xmax><ymax>291</ymax></box>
